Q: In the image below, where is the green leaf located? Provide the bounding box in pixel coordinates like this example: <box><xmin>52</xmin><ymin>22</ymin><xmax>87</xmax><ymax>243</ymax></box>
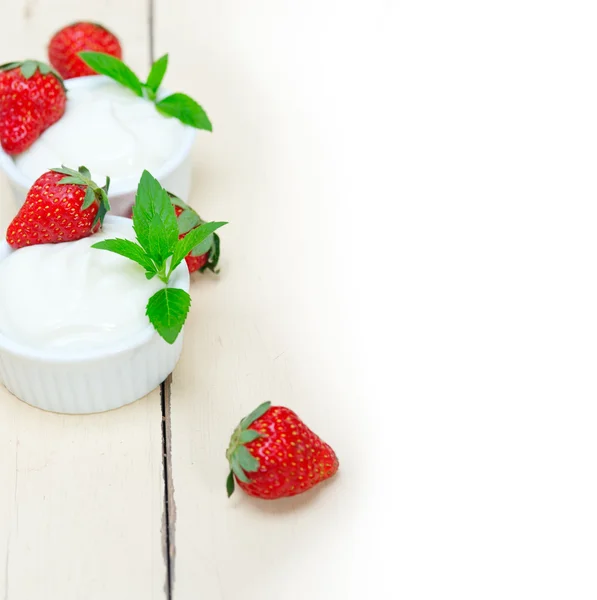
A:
<box><xmin>79</xmin><ymin>165</ymin><xmax>91</xmax><ymax>179</ymax></box>
<box><xmin>148</xmin><ymin>212</ymin><xmax>173</xmax><ymax>266</ymax></box>
<box><xmin>168</xmin><ymin>193</ymin><xmax>191</xmax><ymax>211</ymax></box>
<box><xmin>146</xmin><ymin>53</ymin><xmax>168</xmax><ymax>93</ymax></box>
<box><xmin>92</xmin><ymin>238</ymin><xmax>156</xmax><ymax>274</ymax></box>
<box><xmin>189</xmin><ymin>233</ymin><xmax>213</xmax><ymax>257</ymax></box>
<box><xmin>156</xmin><ymin>93</ymin><xmax>212</xmax><ymax>130</ymax></box>
<box><xmin>51</xmin><ymin>166</ymin><xmax>79</xmax><ymax>176</ymax></box>
<box><xmin>57</xmin><ymin>176</ymin><xmax>85</xmax><ymax>185</ymax></box>
<box><xmin>146</xmin><ymin>287</ymin><xmax>191</xmax><ymax>344</ymax></box>
<box><xmin>240</xmin><ymin>402</ymin><xmax>272</xmax><ymax>430</ymax></box>
<box><xmin>38</xmin><ymin>63</ymin><xmax>51</xmax><ymax>75</ymax></box>
<box><xmin>81</xmin><ymin>186</ymin><xmax>96</xmax><ymax>210</ymax></box>
<box><xmin>230</xmin><ymin>455</ymin><xmax>251</xmax><ymax>484</ymax></box>
<box><xmin>236</xmin><ymin>446</ymin><xmax>260</xmax><ymax>473</ymax></box>
<box><xmin>177</xmin><ymin>209</ymin><xmax>200</xmax><ymax>235</ymax></box>
<box><xmin>170</xmin><ymin>222</ymin><xmax>227</xmax><ymax>274</ymax></box>
<box><xmin>204</xmin><ymin>232</ymin><xmax>221</xmax><ymax>273</ymax></box>
<box><xmin>0</xmin><ymin>62</ymin><xmax>21</xmax><ymax>72</ymax></box>
<box><xmin>133</xmin><ymin>171</ymin><xmax>179</xmax><ymax>259</ymax></box>
<box><xmin>239</xmin><ymin>429</ymin><xmax>262</xmax><ymax>444</ymax></box>
<box><xmin>20</xmin><ymin>60</ymin><xmax>37</xmax><ymax>79</ymax></box>
<box><xmin>79</xmin><ymin>51</ymin><xmax>143</xmax><ymax>97</ymax></box>
<box><xmin>93</xmin><ymin>201</ymin><xmax>108</xmax><ymax>228</ymax></box>
<box><xmin>226</xmin><ymin>470</ymin><xmax>235</xmax><ymax>497</ymax></box>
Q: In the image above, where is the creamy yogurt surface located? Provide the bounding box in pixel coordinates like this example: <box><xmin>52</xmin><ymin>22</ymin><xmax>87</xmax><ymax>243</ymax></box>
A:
<box><xmin>0</xmin><ymin>219</ymin><xmax>163</xmax><ymax>353</ymax></box>
<box><xmin>14</xmin><ymin>79</ymin><xmax>187</xmax><ymax>189</ymax></box>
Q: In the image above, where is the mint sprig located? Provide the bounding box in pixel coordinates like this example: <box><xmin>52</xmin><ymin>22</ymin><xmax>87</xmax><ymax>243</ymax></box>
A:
<box><xmin>92</xmin><ymin>170</ymin><xmax>226</xmax><ymax>344</ymax></box>
<box><xmin>79</xmin><ymin>51</ymin><xmax>212</xmax><ymax>131</ymax></box>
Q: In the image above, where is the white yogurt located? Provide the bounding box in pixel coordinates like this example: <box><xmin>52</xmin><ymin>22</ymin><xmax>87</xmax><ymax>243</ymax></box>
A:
<box><xmin>14</xmin><ymin>80</ymin><xmax>187</xmax><ymax>189</ymax></box>
<box><xmin>0</xmin><ymin>219</ymin><xmax>163</xmax><ymax>352</ymax></box>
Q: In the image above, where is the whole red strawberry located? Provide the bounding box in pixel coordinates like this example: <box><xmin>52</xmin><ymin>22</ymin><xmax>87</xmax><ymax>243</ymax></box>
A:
<box><xmin>48</xmin><ymin>22</ymin><xmax>122</xmax><ymax>79</ymax></box>
<box><xmin>7</xmin><ymin>166</ymin><xmax>111</xmax><ymax>249</ymax></box>
<box><xmin>0</xmin><ymin>61</ymin><xmax>66</xmax><ymax>155</ymax></box>
<box><xmin>226</xmin><ymin>402</ymin><xmax>339</xmax><ymax>499</ymax></box>
<box><xmin>169</xmin><ymin>193</ymin><xmax>221</xmax><ymax>273</ymax></box>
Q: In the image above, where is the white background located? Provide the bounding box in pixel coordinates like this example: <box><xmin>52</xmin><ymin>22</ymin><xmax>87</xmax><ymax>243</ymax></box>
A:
<box><xmin>352</xmin><ymin>0</ymin><xmax>597</xmax><ymax>597</ymax></box>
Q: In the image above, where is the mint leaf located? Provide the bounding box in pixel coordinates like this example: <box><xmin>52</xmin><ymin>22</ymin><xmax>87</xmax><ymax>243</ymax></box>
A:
<box><xmin>170</xmin><ymin>222</ymin><xmax>227</xmax><ymax>275</ymax></box>
<box><xmin>133</xmin><ymin>171</ymin><xmax>179</xmax><ymax>258</ymax></box>
<box><xmin>79</xmin><ymin>52</ymin><xmax>143</xmax><ymax>97</ymax></box>
<box><xmin>92</xmin><ymin>238</ymin><xmax>157</xmax><ymax>274</ymax></box>
<box><xmin>148</xmin><ymin>212</ymin><xmax>173</xmax><ymax>267</ymax></box>
<box><xmin>156</xmin><ymin>93</ymin><xmax>212</xmax><ymax>131</ymax></box>
<box><xmin>146</xmin><ymin>53</ymin><xmax>168</xmax><ymax>93</ymax></box>
<box><xmin>146</xmin><ymin>287</ymin><xmax>191</xmax><ymax>344</ymax></box>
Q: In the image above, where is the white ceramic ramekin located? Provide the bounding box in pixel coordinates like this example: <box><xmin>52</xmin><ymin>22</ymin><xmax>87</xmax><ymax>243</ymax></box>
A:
<box><xmin>0</xmin><ymin>216</ymin><xmax>190</xmax><ymax>414</ymax></box>
<box><xmin>0</xmin><ymin>75</ymin><xmax>197</xmax><ymax>216</ymax></box>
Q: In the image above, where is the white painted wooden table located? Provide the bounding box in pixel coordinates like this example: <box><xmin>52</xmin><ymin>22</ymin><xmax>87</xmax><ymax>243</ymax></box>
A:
<box><xmin>7</xmin><ymin>2</ymin><xmax>594</xmax><ymax>599</ymax></box>
<box><xmin>0</xmin><ymin>1</ymin><xmax>371</xmax><ymax>598</ymax></box>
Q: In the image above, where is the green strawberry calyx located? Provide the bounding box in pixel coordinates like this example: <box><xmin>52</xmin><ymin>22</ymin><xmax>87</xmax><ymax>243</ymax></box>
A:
<box><xmin>226</xmin><ymin>401</ymin><xmax>272</xmax><ymax>497</ymax></box>
<box><xmin>168</xmin><ymin>193</ymin><xmax>221</xmax><ymax>273</ymax></box>
<box><xmin>51</xmin><ymin>165</ymin><xmax>111</xmax><ymax>227</ymax></box>
<box><xmin>0</xmin><ymin>60</ymin><xmax>65</xmax><ymax>89</ymax></box>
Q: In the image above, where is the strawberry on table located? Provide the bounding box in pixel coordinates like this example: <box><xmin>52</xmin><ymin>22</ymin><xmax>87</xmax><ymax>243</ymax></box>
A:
<box><xmin>0</xmin><ymin>60</ymin><xmax>66</xmax><ymax>155</ymax></box>
<box><xmin>48</xmin><ymin>22</ymin><xmax>122</xmax><ymax>80</ymax></box>
<box><xmin>7</xmin><ymin>166</ymin><xmax>110</xmax><ymax>249</ymax></box>
<box><xmin>168</xmin><ymin>193</ymin><xmax>221</xmax><ymax>274</ymax></box>
<box><xmin>226</xmin><ymin>402</ymin><xmax>339</xmax><ymax>499</ymax></box>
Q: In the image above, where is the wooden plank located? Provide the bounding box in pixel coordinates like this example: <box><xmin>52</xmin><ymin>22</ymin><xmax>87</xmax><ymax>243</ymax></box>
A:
<box><xmin>154</xmin><ymin>2</ymin><xmax>370</xmax><ymax>597</ymax></box>
<box><xmin>0</xmin><ymin>2</ymin><xmax>167</xmax><ymax>598</ymax></box>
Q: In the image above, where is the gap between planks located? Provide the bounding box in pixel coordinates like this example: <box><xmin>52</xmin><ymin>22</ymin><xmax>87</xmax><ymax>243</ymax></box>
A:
<box><xmin>148</xmin><ymin>0</ymin><xmax>176</xmax><ymax>597</ymax></box>
<box><xmin>160</xmin><ymin>377</ymin><xmax>175</xmax><ymax>599</ymax></box>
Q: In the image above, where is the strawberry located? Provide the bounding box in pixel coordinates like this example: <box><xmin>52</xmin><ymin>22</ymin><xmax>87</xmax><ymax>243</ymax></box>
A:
<box><xmin>6</xmin><ymin>166</ymin><xmax>111</xmax><ymax>249</ymax></box>
<box><xmin>226</xmin><ymin>402</ymin><xmax>339</xmax><ymax>499</ymax></box>
<box><xmin>169</xmin><ymin>193</ymin><xmax>221</xmax><ymax>273</ymax></box>
<box><xmin>0</xmin><ymin>60</ymin><xmax>66</xmax><ymax>155</ymax></box>
<box><xmin>0</xmin><ymin>98</ymin><xmax>43</xmax><ymax>155</ymax></box>
<box><xmin>48</xmin><ymin>22</ymin><xmax>122</xmax><ymax>79</ymax></box>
